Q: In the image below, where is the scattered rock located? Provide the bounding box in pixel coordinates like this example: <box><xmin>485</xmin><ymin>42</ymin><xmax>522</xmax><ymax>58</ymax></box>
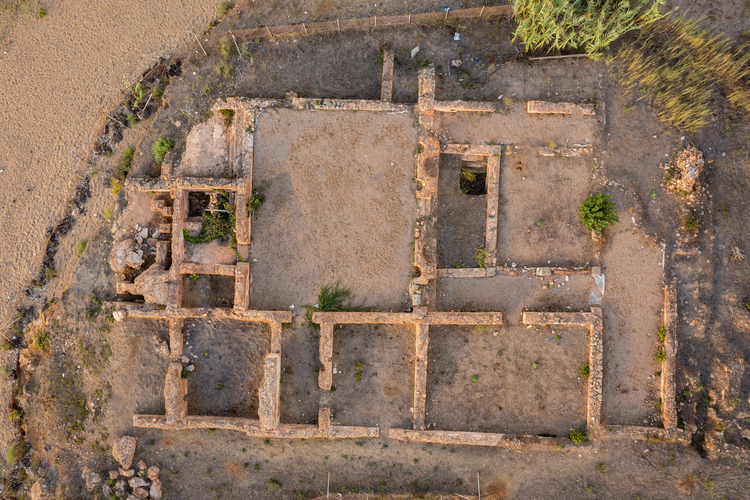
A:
<box><xmin>113</xmin><ymin>310</ymin><xmax>127</xmax><ymax>322</ymax></box>
<box><xmin>113</xmin><ymin>436</ymin><xmax>137</xmax><ymax>469</ymax></box>
<box><xmin>137</xmin><ymin>459</ymin><xmax>147</xmax><ymax>470</ymax></box>
<box><xmin>153</xmin><ymin>336</ymin><xmax>170</xmax><ymax>356</ymax></box>
<box><xmin>125</xmin><ymin>252</ymin><xmax>144</xmax><ymax>270</ymax></box>
<box><xmin>180</xmin><ymin>355</ymin><xmax>190</xmax><ymax>364</ymax></box>
<box><xmin>85</xmin><ymin>472</ymin><xmax>102</xmax><ymax>491</ymax></box>
<box><xmin>30</xmin><ymin>481</ymin><xmax>47</xmax><ymax>500</ymax></box>
<box><xmin>119</xmin><ymin>468</ymin><xmax>135</xmax><ymax>477</ymax></box>
<box><xmin>147</xmin><ymin>465</ymin><xmax>160</xmax><ymax>480</ymax></box>
<box><xmin>138</xmin><ymin>227</ymin><xmax>149</xmax><ymax>240</ymax></box>
<box><xmin>150</xmin><ymin>478</ymin><xmax>163</xmax><ymax>499</ymax></box>
<box><xmin>661</xmin><ymin>145</ymin><xmax>705</xmax><ymax>204</ymax></box>
<box><xmin>186</xmin><ymin>364</ymin><xmax>195</xmax><ymax>372</ymax></box>
<box><xmin>451</xmin><ymin>59</ymin><xmax>462</xmax><ymax>67</ymax></box>
<box><xmin>109</xmin><ymin>239</ymin><xmax>135</xmax><ymax>274</ymax></box>
<box><xmin>129</xmin><ymin>476</ymin><xmax>149</xmax><ymax>489</ymax></box>
<box><xmin>109</xmin><ymin>470</ymin><xmax>119</xmax><ymax>480</ymax></box>
<box><xmin>101</xmin><ymin>485</ymin><xmax>114</xmax><ymax>499</ymax></box>
<box><xmin>133</xmin><ymin>488</ymin><xmax>149</xmax><ymax>499</ymax></box>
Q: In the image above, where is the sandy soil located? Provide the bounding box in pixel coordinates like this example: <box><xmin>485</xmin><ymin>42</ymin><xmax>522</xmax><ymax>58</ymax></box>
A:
<box><xmin>250</xmin><ymin>108</ymin><xmax>417</xmax><ymax>312</ymax></box>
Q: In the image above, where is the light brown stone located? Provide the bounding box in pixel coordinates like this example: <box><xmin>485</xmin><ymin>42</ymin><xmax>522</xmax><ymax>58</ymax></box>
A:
<box><xmin>112</xmin><ymin>436</ymin><xmax>137</xmax><ymax>469</ymax></box>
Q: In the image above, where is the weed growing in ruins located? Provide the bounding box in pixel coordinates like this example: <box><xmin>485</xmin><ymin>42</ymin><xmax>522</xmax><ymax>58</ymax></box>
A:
<box><xmin>569</xmin><ymin>429</ymin><xmax>588</xmax><ymax>445</ymax></box>
<box><xmin>183</xmin><ymin>191</ymin><xmax>239</xmax><ymax>259</ymax></box>
<box><xmin>218</xmin><ymin>108</ymin><xmax>235</xmax><ymax>127</ymax></box>
<box><xmin>153</xmin><ymin>86</ymin><xmax>165</xmax><ymax>100</ymax></box>
<box><xmin>201</xmin><ymin>83</ymin><xmax>216</xmax><ymax>95</ymax></box>
<box><xmin>76</xmin><ymin>240</ymin><xmax>88</xmax><ymax>257</ymax></box>
<box><xmin>512</xmin><ymin>0</ymin><xmax>663</xmax><ymax>55</ymax></box>
<box><xmin>580</xmin><ymin>363</ymin><xmax>590</xmax><ymax>378</ymax></box>
<box><xmin>607</xmin><ymin>14</ymin><xmax>750</xmax><ymax>131</ymax></box>
<box><xmin>650</xmin><ymin>190</ymin><xmax>657</xmax><ymax>200</ymax></box>
<box><xmin>33</xmin><ymin>332</ymin><xmax>49</xmax><ymax>350</ymax></box>
<box><xmin>249</xmin><ymin>188</ymin><xmax>265</xmax><ymax>215</ymax></box>
<box><xmin>471</xmin><ymin>375</ymin><xmax>479</xmax><ymax>382</ymax></box>
<box><xmin>219</xmin><ymin>36</ymin><xmax>232</xmax><ymax>60</ymax></box>
<box><xmin>217</xmin><ymin>1</ymin><xmax>232</xmax><ymax>16</ymax></box>
<box><xmin>215</xmin><ymin>60</ymin><xmax>234</xmax><ymax>78</ymax></box>
<box><xmin>452</xmin><ymin>262</ymin><xmax>464</xmax><ymax>268</ymax></box>
<box><xmin>354</xmin><ymin>361</ymin><xmax>365</xmax><ymax>382</ymax></box>
<box><xmin>656</xmin><ymin>347</ymin><xmax>667</xmax><ymax>363</ymax></box>
<box><xmin>5</xmin><ymin>439</ymin><xmax>26</xmax><ymax>465</ymax></box>
<box><xmin>304</xmin><ymin>281</ymin><xmax>369</xmax><ymax>326</ymax></box>
<box><xmin>110</xmin><ymin>178</ymin><xmax>121</xmax><ymax>197</ymax></box>
<box><xmin>127</xmin><ymin>113</ymin><xmax>137</xmax><ymax>127</ymax></box>
<box><xmin>189</xmin><ymin>273</ymin><xmax>200</xmax><ymax>282</ymax></box>
<box><xmin>152</xmin><ymin>137</ymin><xmax>174</xmax><ymax>164</ymax></box>
<box><xmin>103</xmin><ymin>207</ymin><xmax>112</xmax><ymax>219</ymax></box>
<box><xmin>579</xmin><ymin>193</ymin><xmax>619</xmax><ymax>232</ymax></box>
<box><xmin>37</xmin><ymin>8</ymin><xmax>45</xmax><ymax>18</ymax></box>
<box><xmin>474</xmin><ymin>247</ymin><xmax>489</xmax><ymax>268</ymax></box>
<box><xmin>684</xmin><ymin>213</ymin><xmax>701</xmax><ymax>233</ymax></box>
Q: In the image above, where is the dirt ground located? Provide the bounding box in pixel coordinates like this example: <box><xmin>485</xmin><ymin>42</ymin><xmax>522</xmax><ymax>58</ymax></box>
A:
<box><xmin>2</xmin><ymin>1</ymin><xmax>750</xmax><ymax>499</ymax></box>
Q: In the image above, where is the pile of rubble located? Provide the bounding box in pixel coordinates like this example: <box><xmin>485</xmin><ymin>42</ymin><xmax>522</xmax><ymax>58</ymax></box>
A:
<box><xmin>81</xmin><ymin>436</ymin><xmax>163</xmax><ymax>500</ymax></box>
<box><xmin>109</xmin><ymin>224</ymin><xmax>159</xmax><ymax>277</ymax></box>
<box><xmin>661</xmin><ymin>145</ymin><xmax>706</xmax><ymax>204</ymax></box>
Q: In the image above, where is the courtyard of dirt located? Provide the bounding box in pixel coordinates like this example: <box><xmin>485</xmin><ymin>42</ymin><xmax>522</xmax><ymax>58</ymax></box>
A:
<box><xmin>2</xmin><ymin>1</ymin><xmax>750</xmax><ymax>499</ymax></box>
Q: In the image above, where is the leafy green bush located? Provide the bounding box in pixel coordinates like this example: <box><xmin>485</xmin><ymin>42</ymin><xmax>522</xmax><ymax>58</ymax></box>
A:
<box><xmin>580</xmin><ymin>363</ymin><xmax>590</xmax><ymax>378</ymax></box>
<box><xmin>303</xmin><ymin>281</ymin><xmax>369</xmax><ymax>326</ymax></box>
<box><xmin>183</xmin><ymin>192</ymin><xmax>236</xmax><ymax>245</ymax></box>
<box><xmin>569</xmin><ymin>429</ymin><xmax>588</xmax><ymax>445</ymax></box>
<box><xmin>512</xmin><ymin>0</ymin><xmax>663</xmax><ymax>55</ymax></box>
<box><xmin>217</xmin><ymin>1</ymin><xmax>232</xmax><ymax>16</ymax></box>
<box><xmin>152</xmin><ymin>137</ymin><xmax>174</xmax><ymax>164</ymax></box>
<box><xmin>579</xmin><ymin>193</ymin><xmax>619</xmax><ymax>232</ymax></box>
<box><xmin>6</xmin><ymin>439</ymin><xmax>26</xmax><ymax>465</ymax></box>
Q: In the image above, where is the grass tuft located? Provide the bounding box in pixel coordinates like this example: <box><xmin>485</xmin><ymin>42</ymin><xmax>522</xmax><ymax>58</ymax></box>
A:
<box><xmin>75</xmin><ymin>240</ymin><xmax>88</xmax><ymax>258</ymax></box>
<box><xmin>33</xmin><ymin>332</ymin><xmax>49</xmax><ymax>350</ymax></box>
<box><xmin>218</xmin><ymin>108</ymin><xmax>235</xmax><ymax>128</ymax></box>
<box><xmin>152</xmin><ymin>137</ymin><xmax>174</xmax><ymax>164</ymax></box>
<box><xmin>474</xmin><ymin>247</ymin><xmax>489</xmax><ymax>268</ymax></box>
<box><xmin>217</xmin><ymin>1</ymin><xmax>232</xmax><ymax>16</ymax></box>
<box><xmin>569</xmin><ymin>429</ymin><xmax>588</xmax><ymax>445</ymax></box>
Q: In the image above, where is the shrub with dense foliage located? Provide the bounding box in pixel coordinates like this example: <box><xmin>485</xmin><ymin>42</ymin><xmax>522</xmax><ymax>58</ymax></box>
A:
<box><xmin>579</xmin><ymin>193</ymin><xmax>619</xmax><ymax>232</ymax></box>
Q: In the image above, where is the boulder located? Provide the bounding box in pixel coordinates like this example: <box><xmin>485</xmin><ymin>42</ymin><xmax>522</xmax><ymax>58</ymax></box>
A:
<box><xmin>133</xmin><ymin>265</ymin><xmax>171</xmax><ymax>306</ymax></box>
<box><xmin>85</xmin><ymin>472</ymin><xmax>102</xmax><ymax>491</ymax></box>
<box><xmin>129</xmin><ymin>477</ymin><xmax>149</xmax><ymax>489</ymax></box>
<box><xmin>150</xmin><ymin>478</ymin><xmax>163</xmax><ymax>499</ymax></box>
<box><xmin>133</xmin><ymin>488</ymin><xmax>149</xmax><ymax>499</ymax></box>
<box><xmin>113</xmin><ymin>436</ymin><xmax>137</xmax><ymax>469</ymax></box>
<box><xmin>125</xmin><ymin>252</ymin><xmax>144</xmax><ymax>270</ymax></box>
<box><xmin>147</xmin><ymin>466</ymin><xmax>160</xmax><ymax>480</ymax></box>
<box><xmin>109</xmin><ymin>239</ymin><xmax>135</xmax><ymax>274</ymax></box>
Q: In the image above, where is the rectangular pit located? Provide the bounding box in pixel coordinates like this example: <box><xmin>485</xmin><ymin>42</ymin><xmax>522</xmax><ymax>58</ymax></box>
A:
<box><xmin>425</xmin><ymin>324</ymin><xmax>588</xmax><ymax>436</ymax></box>
<box><xmin>436</xmin><ymin>154</ymin><xmax>489</xmax><ymax>268</ymax></box>
<box><xmin>181</xmin><ymin>274</ymin><xmax>235</xmax><ymax>308</ymax></box>
<box><xmin>183</xmin><ymin>319</ymin><xmax>271</xmax><ymax>418</ymax></box>
<box><xmin>329</xmin><ymin>324</ymin><xmax>414</xmax><ymax>429</ymax></box>
<box><xmin>279</xmin><ymin>324</ymin><xmax>321</xmax><ymax>425</ymax></box>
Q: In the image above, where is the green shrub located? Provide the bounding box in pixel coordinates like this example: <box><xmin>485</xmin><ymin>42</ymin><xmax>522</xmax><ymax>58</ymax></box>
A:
<box><xmin>249</xmin><ymin>189</ymin><xmax>265</xmax><ymax>215</ymax></box>
<box><xmin>217</xmin><ymin>1</ymin><xmax>232</xmax><ymax>16</ymax></box>
<box><xmin>218</xmin><ymin>108</ymin><xmax>235</xmax><ymax>127</ymax></box>
<box><xmin>37</xmin><ymin>8</ymin><xmax>46</xmax><ymax>19</ymax></box>
<box><xmin>152</xmin><ymin>137</ymin><xmax>174</xmax><ymax>164</ymax></box>
<box><xmin>214</xmin><ymin>60</ymin><xmax>233</xmax><ymax>78</ymax></box>
<box><xmin>580</xmin><ymin>363</ymin><xmax>590</xmax><ymax>378</ymax></box>
<box><xmin>6</xmin><ymin>439</ymin><xmax>26</xmax><ymax>465</ymax></box>
<box><xmin>33</xmin><ymin>332</ymin><xmax>49</xmax><ymax>350</ymax></box>
<box><xmin>268</xmin><ymin>478</ymin><xmax>282</xmax><ymax>490</ymax></box>
<box><xmin>219</xmin><ymin>36</ymin><xmax>232</xmax><ymax>60</ymax></box>
<box><xmin>76</xmin><ymin>240</ymin><xmax>88</xmax><ymax>257</ymax></box>
<box><xmin>474</xmin><ymin>247</ymin><xmax>489</xmax><ymax>268</ymax></box>
<box><xmin>303</xmin><ymin>281</ymin><xmax>369</xmax><ymax>326</ymax></box>
<box><xmin>512</xmin><ymin>0</ymin><xmax>663</xmax><ymax>55</ymax></box>
<box><xmin>579</xmin><ymin>193</ymin><xmax>619</xmax><ymax>232</ymax></box>
<box><xmin>569</xmin><ymin>429</ymin><xmax>588</xmax><ymax>445</ymax></box>
<box><xmin>655</xmin><ymin>346</ymin><xmax>667</xmax><ymax>363</ymax></box>
<box><xmin>183</xmin><ymin>192</ymin><xmax>236</xmax><ymax>245</ymax></box>
<box><xmin>126</xmin><ymin>113</ymin><xmax>137</xmax><ymax>127</ymax></box>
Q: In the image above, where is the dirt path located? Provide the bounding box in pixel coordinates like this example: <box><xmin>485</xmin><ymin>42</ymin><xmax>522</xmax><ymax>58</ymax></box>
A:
<box><xmin>0</xmin><ymin>0</ymin><xmax>218</xmax><ymax>329</ymax></box>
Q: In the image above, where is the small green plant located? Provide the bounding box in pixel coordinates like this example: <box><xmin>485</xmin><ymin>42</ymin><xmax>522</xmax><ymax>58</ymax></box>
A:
<box><xmin>304</xmin><ymin>281</ymin><xmax>368</xmax><ymax>325</ymax></box>
<box><xmin>152</xmin><ymin>86</ymin><xmax>165</xmax><ymax>99</ymax></box>
<box><xmin>1</xmin><ymin>366</ymin><xmax>10</xmax><ymax>376</ymax></box>
<box><xmin>268</xmin><ymin>478</ymin><xmax>282</xmax><ymax>490</ymax></box>
<box><xmin>9</xmin><ymin>409</ymin><xmax>22</xmax><ymax>421</ymax></box>
<box><xmin>536</xmin><ymin>218</ymin><xmax>542</xmax><ymax>226</ymax></box>
<box><xmin>33</xmin><ymin>332</ymin><xmax>49</xmax><ymax>350</ymax></box>
<box><xmin>103</xmin><ymin>207</ymin><xmax>112</xmax><ymax>219</ymax></box>
<box><xmin>110</xmin><ymin>178</ymin><xmax>121</xmax><ymax>197</ymax></box>
<box><xmin>249</xmin><ymin>189</ymin><xmax>265</xmax><ymax>214</ymax></box>
<box><xmin>650</xmin><ymin>190</ymin><xmax>657</xmax><ymax>200</ymax></box>
<box><xmin>215</xmin><ymin>60</ymin><xmax>233</xmax><ymax>78</ymax></box>
<box><xmin>37</xmin><ymin>7</ymin><xmax>46</xmax><ymax>18</ymax></box>
<box><xmin>471</xmin><ymin>375</ymin><xmax>479</xmax><ymax>382</ymax></box>
<box><xmin>684</xmin><ymin>214</ymin><xmax>701</xmax><ymax>232</ymax></box>
<box><xmin>656</xmin><ymin>347</ymin><xmax>667</xmax><ymax>363</ymax></box>
<box><xmin>189</xmin><ymin>273</ymin><xmax>200</xmax><ymax>282</ymax></box>
<box><xmin>569</xmin><ymin>429</ymin><xmax>588</xmax><ymax>445</ymax></box>
<box><xmin>152</xmin><ymin>137</ymin><xmax>174</xmax><ymax>164</ymax></box>
<box><xmin>44</xmin><ymin>268</ymin><xmax>57</xmax><ymax>280</ymax></box>
<box><xmin>201</xmin><ymin>83</ymin><xmax>216</xmax><ymax>95</ymax></box>
<box><xmin>76</xmin><ymin>240</ymin><xmax>88</xmax><ymax>257</ymax></box>
<box><xmin>532</xmin><ymin>361</ymin><xmax>538</xmax><ymax>369</ymax></box>
<box><xmin>6</xmin><ymin>439</ymin><xmax>26</xmax><ymax>464</ymax></box>
<box><xmin>452</xmin><ymin>262</ymin><xmax>464</xmax><ymax>268</ymax></box>
<box><xmin>657</xmin><ymin>326</ymin><xmax>667</xmax><ymax>343</ymax></box>
<box><xmin>217</xmin><ymin>1</ymin><xmax>232</xmax><ymax>16</ymax></box>
<box><xmin>127</xmin><ymin>113</ymin><xmax>137</xmax><ymax>126</ymax></box>
<box><xmin>546</xmin><ymin>140</ymin><xmax>557</xmax><ymax>150</ymax></box>
<box><xmin>219</xmin><ymin>36</ymin><xmax>232</xmax><ymax>60</ymax></box>
<box><xmin>580</xmin><ymin>363</ymin><xmax>590</xmax><ymax>378</ymax></box>
<box><xmin>474</xmin><ymin>247</ymin><xmax>489</xmax><ymax>268</ymax></box>
<box><xmin>354</xmin><ymin>361</ymin><xmax>365</xmax><ymax>383</ymax></box>
<box><xmin>219</xmin><ymin>108</ymin><xmax>235</xmax><ymax>127</ymax></box>
<box><xmin>579</xmin><ymin>193</ymin><xmax>619</xmax><ymax>232</ymax></box>
<box><xmin>253</xmin><ymin>463</ymin><xmax>260</xmax><ymax>471</ymax></box>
